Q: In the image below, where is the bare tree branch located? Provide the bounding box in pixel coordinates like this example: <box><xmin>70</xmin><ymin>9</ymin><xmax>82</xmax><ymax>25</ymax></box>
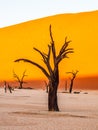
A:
<box><xmin>14</xmin><ymin>58</ymin><xmax>50</xmax><ymax>79</ymax></box>
<box><xmin>33</xmin><ymin>46</ymin><xmax>53</xmax><ymax>75</ymax></box>
<box><xmin>47</xmin><ymin>44</ymin><xmax>51</xmax><ymax>61</ymax></box>
<box><xmin>66</xmin><ymin>70</ymin><xmax>79</xmax><ymax>77</ymax></box>
<box><xmin>57</xmin><ymin>50</ymin><xmax>73</xmax><ymax>64</ymax></box>
<box><xmin>49</xmin><ymin>24</ymin><xmax>56</xmax><ymax>64</ymax></box>
<box><xmin>59</xmin><ymin>37</ymin><xmax>70</xmax><ymax>56</ymax></box>
<box><xmin>21</xmin><ymin>70</ymin><xmax>27</xmax><ymax>81</ymax></box>
<box><xmin>33</xmin><ymin>47</ymin><xmax>47</xmax><ymax>62</ymax></box>
<box><xmin>13</xmin><ymin>70</ymin><xmax>21</xmax><ymax>82</ymax></box>
<box><xmin>49</xmin><ymin>24</ymin><xmax>54</xmax><ymax>43</ymax></box>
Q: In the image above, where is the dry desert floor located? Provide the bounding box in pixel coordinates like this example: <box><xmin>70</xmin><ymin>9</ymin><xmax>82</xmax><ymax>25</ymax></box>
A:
<box><xmin>0</xmin><ymin>88</ymin><xmax>98</xmax><ymax>130</ymax></box>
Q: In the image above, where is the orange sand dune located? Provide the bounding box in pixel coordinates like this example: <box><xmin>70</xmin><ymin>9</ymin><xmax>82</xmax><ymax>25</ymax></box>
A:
<box><xmin>0</xmin><ymin>10</ymin><xmax>98</xmax><ymax>84</ymax></box>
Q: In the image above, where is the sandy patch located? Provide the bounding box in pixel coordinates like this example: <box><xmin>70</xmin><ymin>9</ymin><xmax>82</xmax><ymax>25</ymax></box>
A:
<box><xmin>0</xmin><ymin>88</ymin><xmax>98</xmax><ymax>130</ymax></box>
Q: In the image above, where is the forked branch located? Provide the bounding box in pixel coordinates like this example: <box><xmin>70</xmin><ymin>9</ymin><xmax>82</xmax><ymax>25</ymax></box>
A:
<box><xmin>66</xmin><ymin>70</ymin><xmax>79</xmax><ymax>79</ymax></box>
<box><xmin>56</xmin><ymin>37</ymin><xmax>73</xmax><ymax>64</ymax></box>
<box><xmin>13</xmin><ymin>70</ymin><xmax>27</xmax><ymax>89</ymax></box>
<box><xmin>33</xmin><ymin>45</ymin><xmax>53</xmax><ymax>75</ymax></box>
<box><xmin>13</xmin><ymin>70</ymin><xmax>20</xmax><ymax>82</ymax></box>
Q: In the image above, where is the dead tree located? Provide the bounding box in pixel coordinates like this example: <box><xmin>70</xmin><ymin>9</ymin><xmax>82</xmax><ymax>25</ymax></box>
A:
<box><xmin>8</xmin><ymin>84</ymin><xmax>12</xmax><ymax>93</ymax></box>
<box><xmin>14</xmin><ymin>25</ymin><xmax>73</xmax><ymax>111</ymax></box>
<box><xmin>4</xmin><ymin>81</ymin><xmax>7</xmax><ymax>93</ymax></box>
<box><xmin>64</xmin><ymin>80</ymin><xmax>67</xmax><ymax>92</ymax></box>
<box><xmin>44</xmin><ymin>80</ymin><xmax>49</xmax><ymax>93</ymax></box>
<box><xmin>13</xmin><ymin>70</ymin><xmax>27</xmax><ymax>89</ymax></box>
<box><xmin>66</xmin><ymin>70</ymin><xmax>79</xmax><ymax>93</ymax></box>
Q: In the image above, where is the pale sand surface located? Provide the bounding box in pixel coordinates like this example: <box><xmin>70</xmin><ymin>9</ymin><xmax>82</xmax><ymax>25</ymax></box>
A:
<box><xmin>0</xmin><ymin>88</ymin><xmax>98</xmax><ymax>130</ymax></box>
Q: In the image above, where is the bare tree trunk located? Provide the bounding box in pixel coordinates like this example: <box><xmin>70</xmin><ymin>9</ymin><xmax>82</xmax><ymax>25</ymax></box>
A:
<box><xmin>67</xmin><ymin>70</ymin><xmax>79</xmax><ymax>93</ymax></box>
<box><xmin>19</xmin><ymin>82</ymin><xmax>23</xmax><ymax>89</ymax></box>
<box><xmin>69</xmin><ymin>79</ymin><xmax>74</xmax><ymax>93</ymax></box>
<box><xmin>48</xmin><ymin>81</ymin><xmax>59</xmax><ymax>111</ymax></box>
<box><xmin>48</xmin><ymin>67</ymin><xmax>59</xmax><ymax>111</ymax></box>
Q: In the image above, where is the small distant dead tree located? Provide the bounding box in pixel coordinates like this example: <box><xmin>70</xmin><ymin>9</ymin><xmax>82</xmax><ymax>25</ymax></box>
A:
<box><xmin>8</xmin><ymin>84</ymin><xmax>12</xmax><ymax>93</ymax></box>
<box><xmin>4</xmin><ymin>81</ymin><xmax>7</xmax><ymax>93</ymax></box>
<box><xmin>66</xmin><ymin>70</ymin><xmax>79</xmax><ymax>93</ymax></box>
<box><xmin>14</xmin><ymin>25</ymin><xmax>73</xmax><ymax>111</ymax></box>
<box><xmin>44</xmin><ymin>80</ymin><xmax>49</xmax><ymax>93</ymax></box>
<box><xmin>3</xmin><ymin>81</ymin><xmax>13</xmax><ymax>93</ymax></box>
<box><xmin>64</xmin><ymin>80</ymin><xmax>67</xmax><ymax>92</ymax></box>
<box><xmin>13</xmin><ymin>70</ymin><xmax>27</xmax><ymax>89</ymax></box>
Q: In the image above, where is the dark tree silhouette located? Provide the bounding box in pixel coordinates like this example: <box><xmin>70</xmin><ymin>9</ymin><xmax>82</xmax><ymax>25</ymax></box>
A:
<box><xmin>66</xmin><ymin>70</ymin><xmax>79</xmax><ymax>93</ymax></box>
<box><xmin>4</xmin><ymin>81</ymin><xmax>7</xmax><ymax>93</ymax></box>
<box><xmin>64</xmin><ymin>80</ymin><xmax>67</xmax><ymax>92</ymax></box>
<box><xmin>44</xmin><ymin>80</ymin><xmax>49</xmax><ymax>93</ymax></box>
<box><xmin>13</xmin><ymin>70</ymin><xmax>27</xmax><ymax>89</ymax></box>
<box><xmin>14</xmin><ymin>25</ymin><xmax>73</xmax><ymax>111</ymax></box>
